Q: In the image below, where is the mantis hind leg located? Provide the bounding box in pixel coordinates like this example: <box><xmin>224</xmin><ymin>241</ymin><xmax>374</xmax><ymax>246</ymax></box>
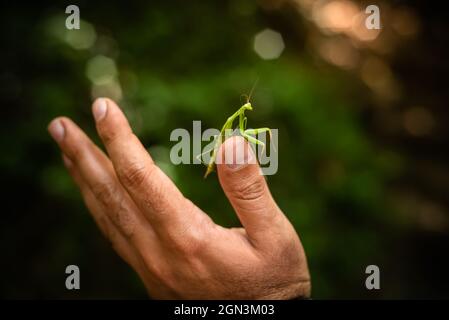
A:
<box><xmin>244</xmin><ymin>127</ymin><xmax>272</xmax><ymax>137</ymax></box>
<box><xmin>242</xmin><ymin>127</ymin><xmax>276</xmax><ymax>155</ymax></box>
<box><xmin>240</xmin><ymin>128</ymin><xmax>266</xmax><ymax>156</ymax></box>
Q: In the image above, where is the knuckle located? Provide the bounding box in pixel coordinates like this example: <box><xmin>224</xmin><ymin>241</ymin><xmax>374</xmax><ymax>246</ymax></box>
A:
<box><xmin>111</xmin><ymin>201</ymin><xmax>136</xmax><ymax>239</ymax></box>
<box><xmin>140</xmin><ymin>167</ymin><xmax>168</xmax><ymax>213</ymax></box>
<box><xmin>91</xmin><ymin>180</ymin><xmax>117</xmax><ymax>208</ymax></box>
<box><xmin>117</xmin><ymin>160</ymin><xmax>150</xmax><ymax>189</ymax></box>
<box><xmin>231</xmin><ymin>176</ymin><xmax>266</xmax><ymax>202</ymax></box>
<box><xmin>143</xmin><ymin>186</ymin><xmax>166</xmax><ymax>214</ymax></box>
<box><xmin>90</xmin><ymin>181</ymin><xmax>136</xmax><ymax>238</ymax></box>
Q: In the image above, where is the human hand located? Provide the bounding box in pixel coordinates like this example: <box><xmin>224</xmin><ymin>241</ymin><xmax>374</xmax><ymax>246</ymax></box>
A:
<box><xmin>48</xmin><ymin>98</ymin><xmax>311</xmax><ymax>299</ymax></box>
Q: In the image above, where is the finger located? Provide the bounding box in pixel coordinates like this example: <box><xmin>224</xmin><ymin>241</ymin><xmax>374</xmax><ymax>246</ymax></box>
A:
<box><xmin>216</xmin><ymin>136</ymin><xmax>285</xmax><ymax>247</ymax></box>
<box><xmin>48</xmin><ymin>117</ymin><xmax>155</xmax><ymax>251</ymax></box>
<box><xmin>63</xmin><ymin>155</ymin><xmax>165</xmax><ymax>291</ymax></box>
<box><xmin>91</xmin><ymin>98</ymin><xmax>206</xmax><ymax>234</ymax></box>
<box><xmin>62</xmin><ymin>154</ymin><xmax>142</xmax><ymax>269</ymax></box>
<box><xmin>62</xmin><ymin>154</ymin><xmax>175</xmax><ymax>291</ymax></box>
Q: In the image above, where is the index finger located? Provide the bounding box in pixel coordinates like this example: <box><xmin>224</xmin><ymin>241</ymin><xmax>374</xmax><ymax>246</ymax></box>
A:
<box><xmin>91</xmin><ymin>98</ymin><xmax>204</xmax><ymax>233</ymax></box>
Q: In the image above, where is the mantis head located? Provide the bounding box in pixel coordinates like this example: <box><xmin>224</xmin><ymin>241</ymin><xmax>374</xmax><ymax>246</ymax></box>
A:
<box><xmin>242</xmin><ymin>102</ymin><xmax>253</xmax><ymax>111</ymax></box>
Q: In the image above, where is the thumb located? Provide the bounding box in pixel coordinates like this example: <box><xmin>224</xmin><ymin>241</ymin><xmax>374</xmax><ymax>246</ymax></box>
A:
<box><xmin>216</xmin><ymin>136</ymin><xmax>284</xmax><ymax>245</ymax></box>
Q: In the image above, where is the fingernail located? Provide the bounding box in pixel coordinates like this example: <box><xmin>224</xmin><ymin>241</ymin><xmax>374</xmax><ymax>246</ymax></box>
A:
<box><xmin>48</xmin><ymin>119</ymin><xmax>65</xmax><ymax>142</ymax></box>
<box><xmin>62</xmin><ymin>154</ymin><xmax>73</xmax><ymax>168</ymax></box>
<box><xmin>93</xmin><ymin>98</ymin><xmax>107</xmax><ymax>121</ymax></box>
<box><xmin>225</xmin><ymin>137</ymin><xmax>255</xmax><ymax>170</ymax></box>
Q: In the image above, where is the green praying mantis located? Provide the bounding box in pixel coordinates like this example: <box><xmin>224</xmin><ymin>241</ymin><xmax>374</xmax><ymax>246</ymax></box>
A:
<box><xmin>198</xmin><ymin>92</ymin><xmax>275</xmax><ymax>178</ymax></box>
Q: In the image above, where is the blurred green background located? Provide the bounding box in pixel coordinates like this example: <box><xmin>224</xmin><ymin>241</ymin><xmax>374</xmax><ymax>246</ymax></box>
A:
<box><xmin>1</xmin><ymin>0</ymin><xmax>449</xmax><ymax>299</ymax></box>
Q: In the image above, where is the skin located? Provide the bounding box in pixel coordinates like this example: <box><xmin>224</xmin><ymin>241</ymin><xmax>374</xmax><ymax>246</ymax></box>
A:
<box><xmin>47</xmin><ymin>98</ymin><xmax>311</xmax><ymax>299</ymax></box>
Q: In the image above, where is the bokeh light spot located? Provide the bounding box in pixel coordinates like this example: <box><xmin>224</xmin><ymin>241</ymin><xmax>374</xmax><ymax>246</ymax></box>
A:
<box><xmin>86</xmin><ymin>55</ymin><xmax>118</xmax><ymax>85</ymax></box>
<box><xmin>64</xmin><ymin>21</ymin><xmax>97</xmax><ymax>50</ymax></box>
<box><xmin>253</xmin><ymin>28</ymin><xmax>285</xmax><ymax>60</ymax></box>
<box><xmin>403</xmin><ymin>107</ymin><xmax>435</xmax><ymax>136</ymax></box>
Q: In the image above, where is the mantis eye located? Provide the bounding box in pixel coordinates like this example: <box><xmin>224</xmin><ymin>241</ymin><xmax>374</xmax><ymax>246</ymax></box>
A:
<box><xmin>244</xmin><ymin>103</ymin><xmax>253</xmax><ymax>110</ymax></box>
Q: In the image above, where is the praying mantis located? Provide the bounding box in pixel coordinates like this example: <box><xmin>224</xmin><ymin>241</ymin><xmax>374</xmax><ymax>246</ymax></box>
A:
<box><xmin>198</xmin><ymin>94</ymin><xmax>275</xmax><ymax>178</ymax></box>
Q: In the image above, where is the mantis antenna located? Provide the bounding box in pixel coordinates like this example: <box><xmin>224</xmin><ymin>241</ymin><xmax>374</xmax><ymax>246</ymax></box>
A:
<box><xmin>247</xmin><ymin>78</ymin><xmax>259</xmax><ymax>103</ymax></box>
<box><xmin>239</xmin><ymin>78</ymin><xmax>259</xmax><ymax>104</ymax></box>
